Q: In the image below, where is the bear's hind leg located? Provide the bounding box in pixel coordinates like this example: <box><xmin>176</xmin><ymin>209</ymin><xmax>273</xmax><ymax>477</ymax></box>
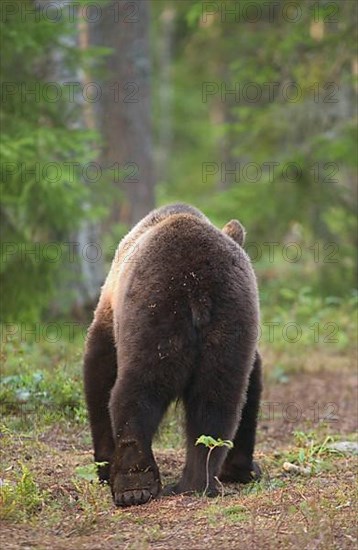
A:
<box><xmin>84</xmin><ymin>315</ymin><xmax>117</xmax><ymax>482</ymax></box>
<box><xmin>109</xmin><ymin>375</ymin><xmax>172</xmax><ymax>507</ymax></box>
<box><xmin>220</xmin><ymin>350</ymin><xmax>263</xmax><ymax>483</ymax></box>
<box><xmin>164</xmin><ymin>349</ymin><xmax>243</xmax><ymax>498</ymax></box>
<box><xmin>164</xmin><ymin>393</ymin><xmax>239</xmax><ymax>497</ymax></box>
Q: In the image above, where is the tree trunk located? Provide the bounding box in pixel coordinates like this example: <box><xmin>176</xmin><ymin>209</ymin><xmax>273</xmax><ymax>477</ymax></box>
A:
<box><xmin>95</xmin><ymin>0</ymin><xmax>155</xmax><ymax>226</ymax></box>
<box><xmin>156</xmin><ymin>5</ymin><xmax>175</xmax><ymax>185</ymax></box>
<box><xmin>36</xmin><ymin>0</ymin><xmax>104</xmax><ymax>316</ymax></box>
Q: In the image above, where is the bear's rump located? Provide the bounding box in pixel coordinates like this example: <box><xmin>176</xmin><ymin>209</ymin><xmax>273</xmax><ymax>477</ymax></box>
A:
<box><xmin>112</xmin><ymin>215</ymin><xmax>258</xmax><ymax>393</ymax></box>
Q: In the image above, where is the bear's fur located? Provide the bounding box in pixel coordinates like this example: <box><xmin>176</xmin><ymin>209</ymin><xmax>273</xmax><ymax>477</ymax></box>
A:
<box><xmin>84</xmin><ymin>203</ymin><xmax>262</xmax><ymax>506</ymax></box>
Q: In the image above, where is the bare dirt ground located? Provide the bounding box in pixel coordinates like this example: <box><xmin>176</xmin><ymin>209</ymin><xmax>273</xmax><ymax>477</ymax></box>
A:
<box><xmin>1</xmin><ymin>350</ymin><xmax>357</xmax><ymax>550</ymax></box>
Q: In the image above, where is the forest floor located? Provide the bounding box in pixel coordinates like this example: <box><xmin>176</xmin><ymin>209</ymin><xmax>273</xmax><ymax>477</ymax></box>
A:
<box><xmin>1</xmin><ymin>343</ymin><xmax>357</xmax><ymax>549</ymax></box>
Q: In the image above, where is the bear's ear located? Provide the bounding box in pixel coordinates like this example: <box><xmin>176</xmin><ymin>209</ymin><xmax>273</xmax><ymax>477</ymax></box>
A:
<box><xmin>222</xmin><ymin>219</ymin><xmax>246</xmax><ymax>246</ymax></box>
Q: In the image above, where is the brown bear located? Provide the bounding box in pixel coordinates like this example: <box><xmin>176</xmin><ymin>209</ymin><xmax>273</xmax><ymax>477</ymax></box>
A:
<box><xmin>83</xmin><ymin>203</ymin><xmax>262</xmax><ymax>506</ymax></box>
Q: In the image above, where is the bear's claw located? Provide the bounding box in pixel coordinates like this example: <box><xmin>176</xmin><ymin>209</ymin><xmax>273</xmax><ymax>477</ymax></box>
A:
<box><xmin>113</xmin><ymin>488</ymin><xmax>152</xmax><ymax>507</ymax></box>
<box><xmin>111</xmin><ymin>468</ymin><xmax>161</xmax><ymax>507</ymax></box>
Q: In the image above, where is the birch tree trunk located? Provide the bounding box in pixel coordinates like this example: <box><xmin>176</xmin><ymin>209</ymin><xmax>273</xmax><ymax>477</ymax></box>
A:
<box><xmin>36</xmin><ymin>0</ymin><xmax>104</xmax><ymax>316</ymax></box>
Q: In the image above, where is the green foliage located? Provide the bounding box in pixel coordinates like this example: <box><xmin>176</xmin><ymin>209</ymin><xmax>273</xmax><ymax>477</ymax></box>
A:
<box><xmin>0</xmin><ymin>324</ymin><xmax>86</xmax><ymax>424</ymax></box>
<box><xmin>0</xmin><ymin>369</ymin><xmax>85</xmax><ymax>418</ymax></box>
<box><xmin>154</xmin><ymin>402</ymin><xmax>184</xmax><ymax>449</ymax></box>
<box><xmin>0</xmin><ymin>463</ymin><xmax>48</xmax><ymax>521</ymax></box>
<box><xmin>282</xmin><ymin>431</ymin><xmax>345</xmax><ymax>474</ymax></box>
<box><xmin>75</xmin><ymin>462</ymin><xmax>108</xmax><ymax>482</ymax></box>
<box><xmin>0</xmin><ymin>1</ymin><xmax>106</xmax><ymax>322</ymax></box>
<box><xmin>203</xmin><ymin>503</ymin><xmax>249</xmax><ymax>525</ymax></box>
<box><xmin>155</xmin><ymin>0</ymin><xmax>357</xmax><ymax>297</ymax></box>
<box><xmin>260</xmin><ymin>287</ymin><xmax>357</xmax><ymax>352</ymax></box>
<box><xmin>222</xmin><ymin>505</ymin><xmax>248</xmax><ymax>522</ymax></box>
<box><xmin>195</xmin><ymin>435</ymin><xmax>234</xmax><ymax>450</ymax></box>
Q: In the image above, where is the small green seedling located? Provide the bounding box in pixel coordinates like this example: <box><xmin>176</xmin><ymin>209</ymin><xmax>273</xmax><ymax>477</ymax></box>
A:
<box><xmin>195</xmin><ymin>435</ymin><xmax>234</xmax><ymax>496</ymax></box>
<box><xmin>75</xmin><ymin>462</ymin><xmax>108</xmax><ymax>482</ymax></box>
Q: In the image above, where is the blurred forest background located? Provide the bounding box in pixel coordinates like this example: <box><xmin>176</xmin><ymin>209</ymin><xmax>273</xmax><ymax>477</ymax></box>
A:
<box><xmin>1</xmin><ymin>0</ymin><xmax>357</xmax><ymax>324</ymax></box>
